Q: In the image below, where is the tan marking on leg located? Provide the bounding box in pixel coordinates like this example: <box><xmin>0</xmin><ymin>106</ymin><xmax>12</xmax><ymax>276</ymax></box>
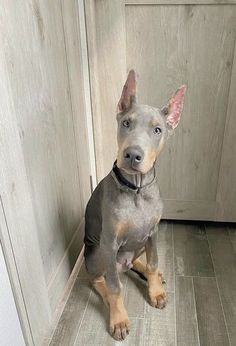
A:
<box><xmin>108</xmin><ymin>292</ymin><xmax>130</xmax><ymax>340</ymax></box>
<box><xmin>93</xmin><ymin>276</ymin><xmax>109</xmax><ymax>306</ymax></box>
<box><xmin>133</xmin><ymin>255</ymin><xmax>163</xmax><ymax>277</ymax></box>
<box><xmin>92</xmin><ymin>276</ymin><xmax>130</xmax><ymax>340</ymax></box>
<box><xmin>133</xmin><ymin>247</ymin><xmax>145</xmax><ymax>261</ymax></box>
<box><xmin>132</xmin><ymin>258</ymin><xmax>147</xmax><ymax>278</ymax></box>
<box><xmin>146</xmin><ymin>265</ymin><xmax>167</xmax><ymax>309</ymax></box>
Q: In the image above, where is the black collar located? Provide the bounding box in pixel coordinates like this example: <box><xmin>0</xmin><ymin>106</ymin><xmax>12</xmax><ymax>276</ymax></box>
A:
<box><xmin>112</xmin><ymin>160</ymin><xmax>156</xmax><ymax>193</ymax></box>
<box><xmin>112</xmin><ymin>161</ymin><xmax>138</xmax><ymax>191</ymax></box>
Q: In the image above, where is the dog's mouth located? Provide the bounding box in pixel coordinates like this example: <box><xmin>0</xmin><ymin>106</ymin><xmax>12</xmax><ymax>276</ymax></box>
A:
<box><xmin>120</xmin><ymin>166</ymin><xmax>142</xmax><ymax>175</ymax></box>
<box><xmin>117</xmin><ymin>161</ymin><xmax>150</xmax><ymax>175</ymax></box>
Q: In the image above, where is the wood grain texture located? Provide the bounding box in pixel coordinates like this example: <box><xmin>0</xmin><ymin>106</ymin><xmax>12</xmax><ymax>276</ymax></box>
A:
<box><xmin>193</xmin><ymin>277</ymin><xmax>230</xmax><ymax>346</ymax></box>
<box><xmin>43</xmin><ymin>247</ymin><xmax>85</xmax><ymax>345</ymax></box>
<box><xmin>216</xmin><ymin>43</ymin><xmax>236</xmax><ymax>222</ymax></box>
<box><xmin>126</xmin><ymin>4</ymin><xmax>236</xmax><ymax>206</ymax></box>
<box><xmin>125</xmin><ymin>271</ymin><xmax>147</xmax><ymax>318</ymax></box>
<box><xmin>207</xmin><ymin>225</ymin><xmax>236</xmax><ymax>344</ymax></box>
<box><xmin>77</xmin><ymin>261</ymin><xmax>89</xmax><ymax>279</ymax></box>
<box><xmin>174</xmin><ymin>222</ymin><xmax>214</xmax><ymax>277</ymax></box>
<box><xmin>1</xmin><ymin>0</ymin><xmax>87</xmax><ymax>287</ymax></box>
<box><xmin>74</xmin><ymin>318</ymin><xmax>145</xmax><ymax>346</ymax></box>
<box><xmin>48</xmin><ymin>219</ymin><xmax>85</xmax><ymax>311</ymax></box>
<box><xmin>61</xmin><ymin>0</ymin><xmax>92</xmax><ymax>210</ymax></box>
<box><xmin>1</xmin><ymin>0</ymin><xmax>92</xmax><ymax>342</ymax></box>
<box><xmin>73</xmin><ymin>287</ymin><xmax>113</xmax><ymax>346</ymax></box>
<box><xmin>157</xmin><ymin>222</ymin><xmax>174</xmax><ymax>292</ymax></box>
<box><xmin>163</xmin><ymin>200</ymin><xmax>216</xmax><ymax>221</ymax></box>
<box><xmin>86</xmin><ymin>0</ymin><xmax>236</xmax><ymax>220</ymax></box>
<box><xmin>77</xmin><ymin>0</ymin><xmax>97</xmax><ymax>189</ymax></box>
<box><xmin>144</xmin><ymin>292</ymin><xmax>175</xmax><ymax>345</ymax></box>
<box><xmin>121</xmin><ymin>319</ymin><xmax>145</xmax><ymax>346</ymax></box>
<box><xmin>126</xmin><ymin>0</ymin><xmax>236</xmax><ymax>4</ymax></box>
<box><xmin>176</xmin><ymin>276</ymin><xmax>199</xmax><ymax>346</ymax></box>
<box><xmin>50</xmin><ymin>278</ymin><xmax>91</xmax><ymax>346</ymax></box>
<box><xmin>85</xmin><ymin>0</ymin><xmax>127</xmax><ymax>180</ymax></box>
<box><xmin>49</xmin><ymin>222</ymin><xmax>236</xmax><ymax>345</ymax></box>
<box><xmin>0</xmin><ymin>29</ymin><xmax>51</xmax><ymax>344</ymax></box>
<box><xmin>228</xmin><ymin>225</ymin><xmax>236</xmax><ymax>254</ymax></box>
<box><xmin>74</xmin><ymin>272</ymin><xmax>128</xmax><ymax>345</ymax></box>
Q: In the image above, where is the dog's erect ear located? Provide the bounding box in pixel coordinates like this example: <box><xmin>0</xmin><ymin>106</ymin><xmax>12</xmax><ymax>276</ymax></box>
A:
<box><xmin>117</xmin><ymin>70</ymin><xmax>136</xmax><ymax>113</ymax></box>
<box><xmin>161</xmin><ymin>85</ymin><xmax>186</xmax><ymax>130</ymax></box>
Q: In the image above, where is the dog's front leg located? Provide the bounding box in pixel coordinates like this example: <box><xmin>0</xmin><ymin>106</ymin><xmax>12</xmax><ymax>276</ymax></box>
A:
<box><xmin>99</xmin><ymin>238</ymin><xmax>130</xmax><ymax>340</ymax></box>
<box><xmin>145</xmin><ymin>230</ymin><xmax>167</xmax><ymax>309</ymax></box>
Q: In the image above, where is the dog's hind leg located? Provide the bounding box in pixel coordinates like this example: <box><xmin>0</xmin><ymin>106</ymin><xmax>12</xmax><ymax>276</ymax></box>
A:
<box><xmin>132</xmin><ymin>255</ymin><xmax>165</xmax><ymax>284</ymax></box>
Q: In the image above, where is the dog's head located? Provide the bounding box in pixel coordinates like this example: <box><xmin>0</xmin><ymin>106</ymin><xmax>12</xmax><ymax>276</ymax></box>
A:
<box><xmin>116</xmin><ymin>70</ymin><xmax>186</xmax><ymax>174</ymax></box>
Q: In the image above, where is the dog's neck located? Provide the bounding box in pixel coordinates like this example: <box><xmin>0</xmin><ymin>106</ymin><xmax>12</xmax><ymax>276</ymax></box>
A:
<box><xmin>118</xmin><ymin>164</ymin><xmax>156</xmax><ymax>189</ymax></box>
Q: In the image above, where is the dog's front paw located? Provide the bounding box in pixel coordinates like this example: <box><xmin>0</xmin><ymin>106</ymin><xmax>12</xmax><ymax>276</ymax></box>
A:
<box><xmin>148</xmin><ymin>288</ymin><xmax>168</xmax><ymax>309</ymax></box>
<box><xmin>109</xmin><ymin>317</ymin><xmax>130</xmax><ymax>341</ymax></box>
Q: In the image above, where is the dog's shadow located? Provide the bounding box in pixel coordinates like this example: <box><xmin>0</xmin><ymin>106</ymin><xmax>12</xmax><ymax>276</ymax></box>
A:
<box><xmin>125</xmin><ymin>269</ymin><xmax>148</xmax><ymax>302</ymax></box>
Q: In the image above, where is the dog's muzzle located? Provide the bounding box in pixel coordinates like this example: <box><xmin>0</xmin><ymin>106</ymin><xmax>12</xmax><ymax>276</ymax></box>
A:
<box><xmin>123</xmin><ymin>146</ymin><xmax>144</xmax><ymax>170</ymax></box>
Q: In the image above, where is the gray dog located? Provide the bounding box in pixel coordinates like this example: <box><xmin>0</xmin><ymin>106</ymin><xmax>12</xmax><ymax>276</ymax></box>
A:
<box><xmin>84</xmin><ymin>70</ymin><xmax>186</xmax><ymax>341</ymax></box>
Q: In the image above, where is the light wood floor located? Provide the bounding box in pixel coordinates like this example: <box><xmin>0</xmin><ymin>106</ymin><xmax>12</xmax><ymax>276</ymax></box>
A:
<box><xmin>49</xmin><ymin>221</ymin><xmax>236</xmax><ymax>346</ymax></box>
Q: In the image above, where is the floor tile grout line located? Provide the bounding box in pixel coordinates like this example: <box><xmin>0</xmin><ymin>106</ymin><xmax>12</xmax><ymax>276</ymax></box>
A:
<box><xmin>191</xmin><ymin>277</ymin><xmax>201</xmax><ymax>346</ymax></box>
<box><xmin>73</xmin><ymin>288</ymin><xmax>92</xmax><ymax>346</ymax></box>
<box><xmin>175</xmin><ymin>275</ymin><xmax>215</xmax><ymax>279</ymax></box>
<box><xmin>172</xmin><ymin>222</ymin><xmax>177</xmax><ymax>346</ymax></box>
<box><xmin>205</xmin><ymin>224</ymin><xmax>232</xmax><ymax>346</ymax></box>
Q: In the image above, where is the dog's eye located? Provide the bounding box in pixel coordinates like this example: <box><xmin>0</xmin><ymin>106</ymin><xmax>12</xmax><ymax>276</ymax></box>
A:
<box><xmin>122</xmin><ymin>120</ymin><xmax>130</xmax><ymax>128</ymax></box>
<box><xmin>154</xmin><ymin>127</ymin><xmax>162</xmax><ymax>135</ymax></box>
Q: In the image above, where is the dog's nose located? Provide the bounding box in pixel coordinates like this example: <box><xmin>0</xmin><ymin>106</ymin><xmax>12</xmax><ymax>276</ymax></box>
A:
<box><xmin>123</xmin><ymin>146</ymin><xmax>144</xmax><ymax>166</ymax></box>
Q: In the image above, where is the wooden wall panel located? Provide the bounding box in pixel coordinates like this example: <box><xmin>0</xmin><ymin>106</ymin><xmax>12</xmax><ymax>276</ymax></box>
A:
<box><xmin>0</xmin><ymin>0</ymin><xmax>93</xmax><ymax>343</ymax></box>
<box><xmin>85</xmin><ymin>0</ymin><xmax>127</xmax><ymax>179</ymax></box>
<box><xmin>1</xmin><ymin>0</ymin><xmax>83</xmax><ymax>286</ymax></box>
<box><xmin>0</xmin><ymin>33</ymin><xmax>51</xmax><ymax>343</ymax></box>
<box><xmin>216</xmin><ymin>44</ymin><xmax>236</xmax><ymax>221</ymax></box>
<box><xmin>87</xmin><ymin>1</ymin><xmax>236</xmax><ymax>220</ymax></box>
<box><xmin>126</xmin><ymin>4</ymin><xmax>236</xmax><ymax>203</ymax></box>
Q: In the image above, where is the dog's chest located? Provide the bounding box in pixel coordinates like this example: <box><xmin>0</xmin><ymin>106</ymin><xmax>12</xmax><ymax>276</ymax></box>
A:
<box><xmin>115</xmin><ymin>189</ymin><xmax>163</xmax><ymax>249</ymax></box>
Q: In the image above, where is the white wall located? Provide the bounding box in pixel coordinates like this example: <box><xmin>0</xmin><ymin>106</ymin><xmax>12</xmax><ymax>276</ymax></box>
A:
<box><xmin>0</xmin><ymin>243</ymin><xmax>25</xmax><ymax>346</ymax></box>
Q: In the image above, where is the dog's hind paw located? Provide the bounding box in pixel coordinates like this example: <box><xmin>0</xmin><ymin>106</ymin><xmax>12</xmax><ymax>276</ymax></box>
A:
<box><xmin>151</xmin><ymin>293</ymin><xmax>168</xmax><ymax>309</ymax></box>
<box><xmin>148</xmin><ymin>288</ymin><xmax>168</xmax><ymax>309</ymax></box>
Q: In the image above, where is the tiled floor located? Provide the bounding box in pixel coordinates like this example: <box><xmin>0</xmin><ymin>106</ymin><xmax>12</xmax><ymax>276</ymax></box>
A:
<box><xmin>49</xmin><ymin>221</ymin><xmax>236</xmax><ymax>346</ymax></box>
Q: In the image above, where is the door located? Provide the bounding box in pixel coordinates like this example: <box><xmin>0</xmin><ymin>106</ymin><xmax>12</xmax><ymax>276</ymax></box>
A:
<box><xmin>85</xmin><ymin>0</ymin><xmax>236</xmax><ymax>222</ymax></box>
<box><xmin>0</xmin><ymin>0</ymin><xmax>95</xmax><ymax>344</ymax></box>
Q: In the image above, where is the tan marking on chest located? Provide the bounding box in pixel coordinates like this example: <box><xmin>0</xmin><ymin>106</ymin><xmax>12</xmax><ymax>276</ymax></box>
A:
<box><xmin>114</xmin><ymin>221</ymin><xmax>133</xmax><ymax>237</ymax></box>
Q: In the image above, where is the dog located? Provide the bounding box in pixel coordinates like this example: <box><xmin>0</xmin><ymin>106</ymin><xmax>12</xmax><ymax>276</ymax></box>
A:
<box><xmin>84</xmin><ymin>70</ymin><xmax>186</xmax><ymax>340</ymax></box>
